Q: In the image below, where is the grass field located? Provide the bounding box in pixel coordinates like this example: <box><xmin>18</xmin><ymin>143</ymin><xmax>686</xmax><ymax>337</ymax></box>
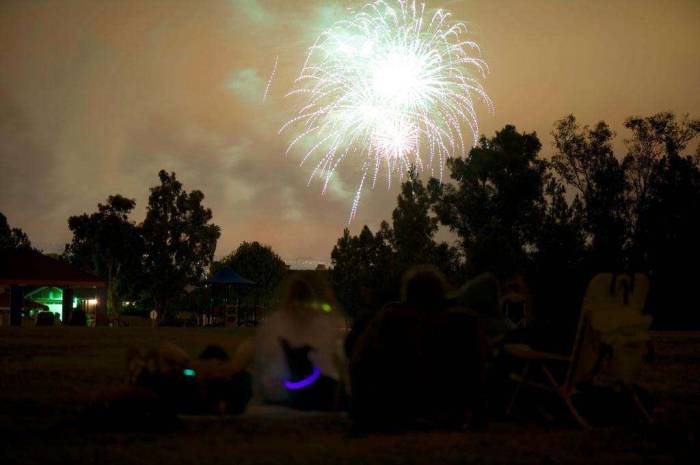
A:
<box><xmin>1</xmin><ymin>328</ymin><xmax>698</xmax><ymax>464</ymax></box>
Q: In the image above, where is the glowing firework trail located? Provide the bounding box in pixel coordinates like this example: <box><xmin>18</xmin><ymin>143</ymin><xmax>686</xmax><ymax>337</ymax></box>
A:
<box><xmin>281</xmin><ymin>0</ymin><xmax>492</xmax><ymax>220</ymax></box>
<box><xmin>262</xmin><ymin>55</ymin><xmax>278</xmax><ymax>103</ymax></box>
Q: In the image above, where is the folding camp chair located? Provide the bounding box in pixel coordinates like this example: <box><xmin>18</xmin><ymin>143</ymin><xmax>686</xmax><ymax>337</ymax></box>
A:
<box><xmin>589</xmin><ymin>273</ymin><xmax>652</xmax><ymax>423</ymax></box>
<box><xmin>505</xmin><ymin>273</ymin><xmax>651</xmax><ymax>428</ymax></box>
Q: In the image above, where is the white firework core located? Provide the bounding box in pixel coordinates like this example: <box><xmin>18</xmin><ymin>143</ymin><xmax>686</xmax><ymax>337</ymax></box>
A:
<box><xmin>281</xmin><ymin>0</ymin><xmax>492</xmax><ymax>220</ymax></box>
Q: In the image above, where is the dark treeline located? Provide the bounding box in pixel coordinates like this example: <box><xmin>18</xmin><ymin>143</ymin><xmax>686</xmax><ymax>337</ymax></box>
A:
<box><xmin>62</xmin><ymin>170</ymin><xmax>221</xmax><ymax>319</ymax></box>
<box><xmin>2</xmin><ymin>112</ymin><xmax>698</xmax><ymax>329</ymax></box>
<box><xmin>1</xmin><ymin>171</ymin><xmax>294</xmax><ymax>321</ymax></box>
<box><xmin>57</xmin><ymin>171</ymin><xmax>288</xmax><ymax>320</ymax></box>
<box><xmin>331</xmin><ymin>113</ymin><xmax>700</xmax><ymax>330</ymax></box>
<box><xmin>1</xmin><ymin>212</ymin><xmax>33</xmax><ymax>252</ymax></box>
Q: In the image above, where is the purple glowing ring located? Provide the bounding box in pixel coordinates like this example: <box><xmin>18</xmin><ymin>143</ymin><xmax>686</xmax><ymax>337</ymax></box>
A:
<box><xmin>283</xmin><ymin>366</ymin><xmax>321</xmax><ymax>390</ymax></box>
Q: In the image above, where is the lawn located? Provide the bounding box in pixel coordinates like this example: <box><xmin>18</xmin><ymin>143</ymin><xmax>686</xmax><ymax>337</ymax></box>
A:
<box><xmin>0</xmin><ymin>327</ymin><xmax>698</xmax><ymax>464</ymax></box>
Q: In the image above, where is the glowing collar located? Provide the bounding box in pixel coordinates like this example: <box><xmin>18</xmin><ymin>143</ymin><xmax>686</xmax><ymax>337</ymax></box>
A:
<box><xmin>283</xmin><ymin>366</ymin><xmax>321</xmax><ymax>390</ymax></box>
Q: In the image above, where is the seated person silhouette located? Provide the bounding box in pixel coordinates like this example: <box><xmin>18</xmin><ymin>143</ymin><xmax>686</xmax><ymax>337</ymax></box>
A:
<box><xmin>350</xmin><ymin>265</ymin><xmax>488</xmax><ymax>431</ymax></box>
<box><xmin>255</xmin><ymin>275</ymin><xmax>346</xmax><ymax>409</ymax></box>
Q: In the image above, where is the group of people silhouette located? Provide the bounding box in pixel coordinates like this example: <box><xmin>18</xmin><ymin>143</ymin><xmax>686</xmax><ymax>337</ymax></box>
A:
<box><xmin>256</xmin><ymin>265</ymin><xmax>492</xmax><ymax>432</ymax></box>
<box><xmin>115</xmin><ymin>265</ymin><xmax>651</xmax><ymax>432</ymax></box>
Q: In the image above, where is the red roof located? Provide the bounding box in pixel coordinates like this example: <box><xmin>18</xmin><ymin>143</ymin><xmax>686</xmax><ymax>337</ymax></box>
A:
<box><xmin>0</xmin><ymin>250</ymin><xmax>106</xmax><ymax>287</ymax></box>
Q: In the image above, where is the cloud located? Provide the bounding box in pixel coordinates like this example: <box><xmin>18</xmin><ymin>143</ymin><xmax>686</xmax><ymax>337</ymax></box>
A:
<box><xmin>1</xmin><ymin>0</ymin><xmax>699</xmax><ymax>264</ymax></box>
<box><xmin>0</xmin><ymin>94</ymin><xmax>69</xmax><ymax>251</ymax></box>
<box><xmin>225</xmin><ymin>68</ymin><xmax>265</xmax><ymax>104</ymax></box>
<box><xmin>231</xmin><ymin>0</ymin><xmax>276</xmax><ymax>26</ymax></box>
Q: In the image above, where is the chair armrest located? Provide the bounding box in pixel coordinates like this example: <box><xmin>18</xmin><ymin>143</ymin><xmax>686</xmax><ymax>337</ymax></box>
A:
<box><xmin>504</xmin><ymin>343</ymin><xmax>571</xmax><ymax>362</ymax></box>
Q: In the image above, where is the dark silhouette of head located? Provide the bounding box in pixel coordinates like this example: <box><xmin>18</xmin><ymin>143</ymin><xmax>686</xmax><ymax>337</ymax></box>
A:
<box><xmin>400</xmin><ymin>265</ymin><xmax>448</xmax><ymax>311</ymax></box>
<box><xmin>199</xmin><ymin>345</ymin><xmax>230</xmax><ymax>361</ymax></box>
<box><xmin>286</xmin><ymin>277</ymin><xmax>314</xmax><ymax>307</ymax></box>
<box><xmin>279</xmin><ymin>337</ymin><xmax>315</xmax><ymax>381</ymax></box>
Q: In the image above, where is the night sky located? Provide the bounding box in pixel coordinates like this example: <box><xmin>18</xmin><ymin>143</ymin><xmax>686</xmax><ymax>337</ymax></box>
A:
<box><xmin>1</xmin><ymin>0</ymin><xmax>698</xmax><ymax>266</ymax></box>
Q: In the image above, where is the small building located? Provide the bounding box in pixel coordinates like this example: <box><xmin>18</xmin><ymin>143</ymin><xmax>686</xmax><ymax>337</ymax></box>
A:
<box><xmin>0</xmin><ymin>249</ymin><xmax>106</xmax><ymax>327</ymax></box>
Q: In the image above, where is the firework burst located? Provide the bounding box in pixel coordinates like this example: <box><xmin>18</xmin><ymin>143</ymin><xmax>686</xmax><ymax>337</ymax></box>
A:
<box><xmin>281</xmin><ymin>0</ymin><xmax>492</xmax><ymax>220</ymax></box>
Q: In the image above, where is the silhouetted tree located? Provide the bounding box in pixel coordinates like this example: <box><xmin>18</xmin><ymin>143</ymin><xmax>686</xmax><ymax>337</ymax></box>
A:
<box><xmin>622</xmin><ymin>113</ymin><xmax>700</xmax><ymax>328</ymax></box>
<box><xmin>392</xmin><ymin>169</ymin><xmax>459</xmax><ymax>279</ymax></box>
<box><xmin>331</xmin><ymin>115</ymin><xmax>700</xmax><ymax>330</ymax></box>
<box><xmin>531</xmin><ymin>175</ymin><xmax>588</xmax><ymax>338</ymax></box>
<box><xmin>64</xmin><ymin>195</ymin><xmax>143</xmax><ymax>316</ymax></box>
<box><xmin>639</xmin><ymin>153</ymin><xmax>700</xmax><ymax>328</ymax></box>
<box><xmin>552</xmin><ymin>115</ymin><xmax>629</xmax><ymax>271</ymax></box>
<box><xmin>624</xmin><ymin>112</ymin><xmax>700</xmax><ymax>268</ymax></box>
<box><xmin>0</xmin><ymin>212</ymin><xmax>32</xmax><ymax>251</ymax></box>
<box><xmin>331</xmin><ymin>224</ymin><xmax>394</xmax><ymax>320</ymax></box>
<box><xmin>332</xmin><ymin>168</ymin><xmax>470</xmax><ymax>320</ymax></box>
<box><xmin>221</xmin><ymin>241</ymin><xmax>288</xmax><ymax>308</ymax></box>
<box><xmin>431</xmin><ymin>125</ymin><xmax>546</xmax><ymax>277</ymax></box>
<box><xmin>141</xmin><ymin>170</ymin><xmax>220</xmax><ymax>319</ymax></box>
<box><xmin>392</xmin><ymin>169</ymin><xmax>439</xmax><ymax>267</ymax></box>
<box><xmin>330</xmin><ymin>229</ymin><xmax>359</xmax><ymax>318</ymax></box>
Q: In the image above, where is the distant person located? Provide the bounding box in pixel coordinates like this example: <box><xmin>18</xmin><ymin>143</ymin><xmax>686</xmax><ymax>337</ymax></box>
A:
<box><xmin>449</xmin><ymin>272</ymin><xmax>515</xmax><ymax>344</ymax></box>
<box><xmin>69</xmin><ymin>308</ymin><xmax>87</xmax><ymax>326</ymax></box>
<box><xmin>85</xmin><ymin>341</ymin><xmax>254</xmax><ymax>431</ymax></box>
<box><xmin>124</xmin><ymin>343</ymin><xmax>253</xmax><ymax>415</ymax></box>
<box><xmin>254</xmin><ymin>275</ymin><xmax>346</xmax><ymax>410</ymax></box>
<box><xmin>35</xmin><ymin>310</ymin><xmax>58</xmax><ymax>326</ymax></box>
<box><xmin>349</xmin><ymin>266</ymin><xmax>489</xmax><ymax>431</ymax></box>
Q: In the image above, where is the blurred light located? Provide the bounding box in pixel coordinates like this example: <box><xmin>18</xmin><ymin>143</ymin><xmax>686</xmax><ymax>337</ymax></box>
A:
<box><xmin>283</xmin><ymin>366</ymin><xmax>321</xmax><ymax>390</ymax></box>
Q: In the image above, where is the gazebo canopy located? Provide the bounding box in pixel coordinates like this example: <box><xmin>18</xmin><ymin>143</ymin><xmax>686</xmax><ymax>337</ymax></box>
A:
<box><xmin>206</xmin><ymin>267</ymin><xmax>255</xmax><ymax>286</ymax></box>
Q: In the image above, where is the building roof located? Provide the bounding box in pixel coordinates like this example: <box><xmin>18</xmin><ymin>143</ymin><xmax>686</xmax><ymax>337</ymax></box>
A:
<box><xmin>0</xmin><ymin>249</ymin><xmax>106</xmax><ymax>287</ymax></box>
<box><xmin>206</xmin><ymin>267</ymin><xmax>255</xmax><ymax>286</ymax></box>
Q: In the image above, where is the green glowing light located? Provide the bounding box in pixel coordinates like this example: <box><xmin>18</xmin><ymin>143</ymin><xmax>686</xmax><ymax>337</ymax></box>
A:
<box><xmin>321</xmin><ymin>303</ymin><xmax>332</xmax><ymax>313</ymax></box>
<box><xmin>183</xmin><ymin>368</ymin><xmax>196</xmax><ymax>377</ymax></box>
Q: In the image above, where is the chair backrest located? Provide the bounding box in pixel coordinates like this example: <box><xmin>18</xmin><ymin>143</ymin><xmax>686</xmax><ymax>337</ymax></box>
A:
<box><xmin>565</xmin><ymin>273</ymin><xmax>615</xmax><ymax>387</ymax></box>
<box><xmin>594</xmin><ymin>273</ymin><xmax>651</xmax><ymax>384</ymax></box>
<box><xmin>566</xmin><ymin>273</ymin><xmax>651</xmax><ymax>388</ymax></box>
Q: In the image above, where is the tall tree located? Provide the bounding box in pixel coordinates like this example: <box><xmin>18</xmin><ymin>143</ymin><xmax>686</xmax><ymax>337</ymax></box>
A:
<box><xmin>391</xmin><ymin>168</ymin><xmax>456</xmax><ymax>276</ymax></box>
<box><xmin>331</xmin><ymin>223</ymin><xmax>395</xmax><ymax>320</ymax></box>
<box><xmin>221</xmin><ymin>241</ymin><xmax>288</xmax><ymax>308</ymax></box>
<box><xmin>624</xmin><ymin>113</ymin><xmax>700</xmax><ymax>210</ymax></box>
<box><xmin>624</xmin><ymin>112</ymin><xmax>700</xmax><ymax>267</ymax></box>
<box><xmin>534</xmin><ymin>177</ymin><xmax>587</xmax><ymax>275</ymax></box>
<box><xmin>64</xmin><ymin>195</ymin><xmax>143</xmax><ymax>316</ymax></box>
<box><xmin>141</xmin><ymin>170</ymin><xmax>220</xmax><ymax>319</ymax></box>
<box><xmin>625</xmin><ymin>114</ymin><xmax>700</xmax><ymax>328</ymax></box>
<box><xmin>431</xmin><ymin>125</ymin><xmax>546</xmax><ymax>277</ymax></box>
<box><xmin>332</xmin><ymin>170</ymin><xmax>461</xmax><ymax>320</ymax></box>
<box><xmin>639</xmin><ymin>153</ymin><xmax>700</xmax><ymax>328</ymax></box>
<box><xmin>330</xmin><ymin>229</ymin><xmax>360</xmax><ymax>318</ymax></box>
<box><xmin>531</xmin><ymin>176</ymin><xmax>588</xmax><ymax>336</ymax></box>
<box><xmin>0</xmin><ymin>212</ymin><xmax>32</xmax><ymax>251</ymax></box>
<box><xmin>551</xmin><ymin>115</ymin><xmax>629</xmax><ymax>271</ymax></box>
